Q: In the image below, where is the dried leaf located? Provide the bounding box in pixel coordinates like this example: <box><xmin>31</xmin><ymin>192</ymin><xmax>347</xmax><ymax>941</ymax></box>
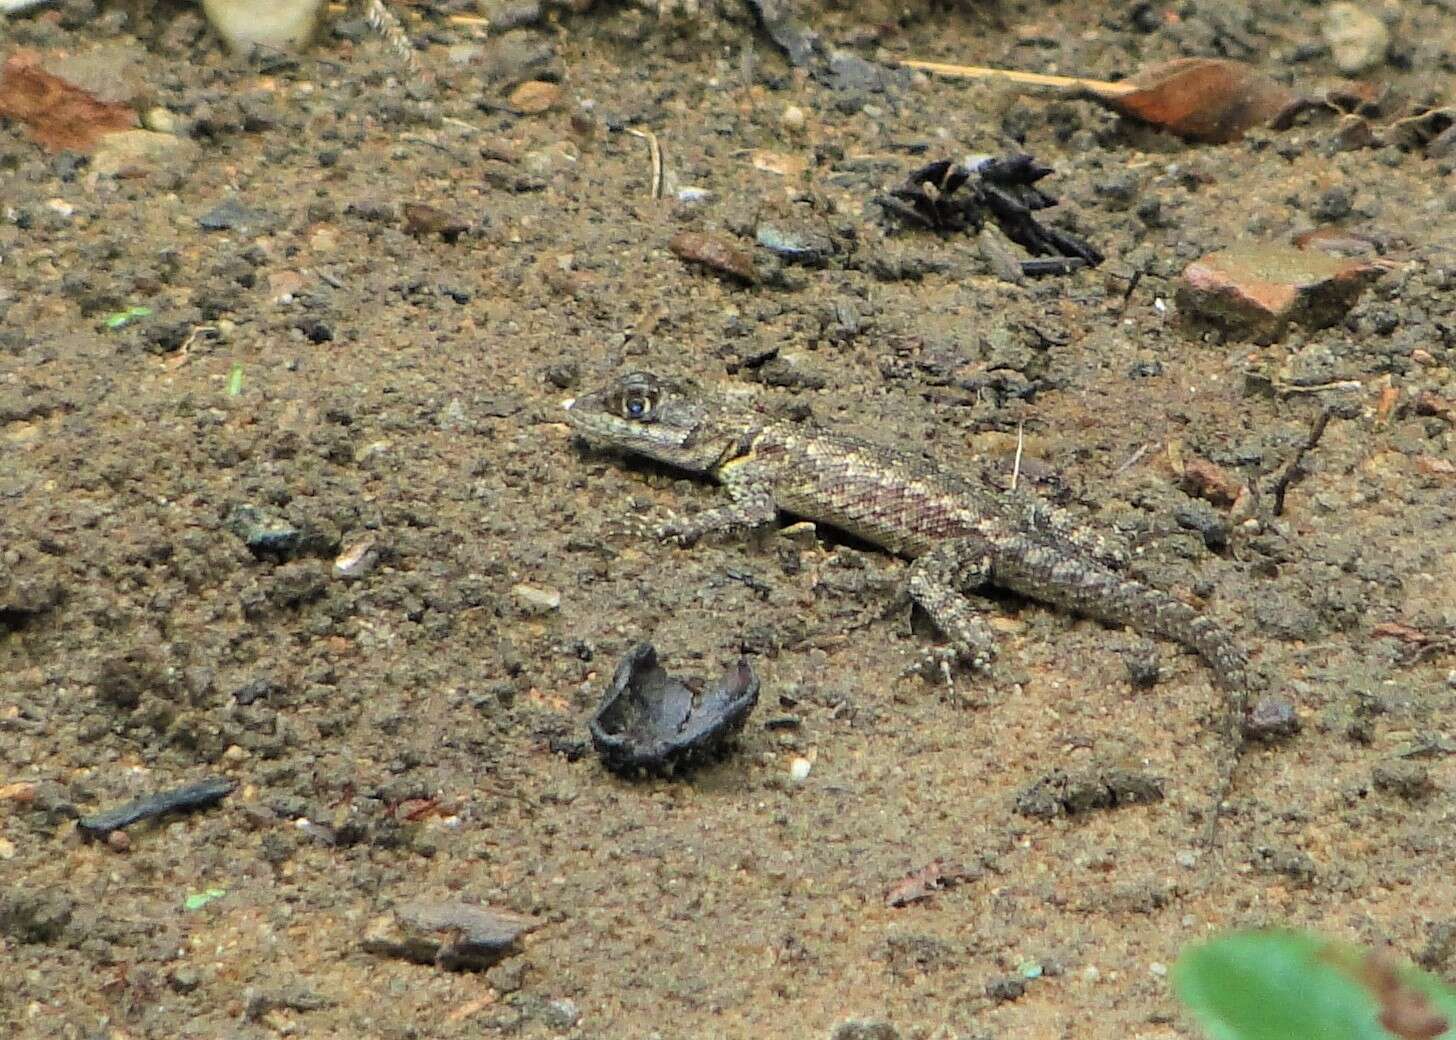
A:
<box><xmin>1374</xmin><ymin>384</ymin><xmax>1400</xmax><ymax>426</ymax></box>
<box><xmin>1414</xmin><ymin>455</ymin><xmax>1456</xmax><ymax>478</ymax></box>
<box><xmin>1413</xmin><ymin>390</ymin><xmax>1455</xmax><ymax>423</ymax></box>
<box><xmin>885</xmin><ymin>859</ymin><xmax>975</xmax><ymax>907</ymax></box>
<box><xmin>508</xmin><ymin>80</ymin><xmax>561</xmax><ymax>114</ymax></box>
<box><xmin>402</xmin><ymin>202</ymin><xmax>469</xmax><ymax>241</ymax></box>
<box><xmin>748</xmin><ymin>149</ymin><xmax>807</xmax><ymax>178</ymax></box>
<box><xmin>1180</xmin><ymin>456</ymin><xmax>1246</xmax><ymax>507</ymax></box>
<box><xmin>1371</xmin><ymin>621</ymin><xmax>1433</xmax><ymax>645</ymax></box>
<box><xmin>668</xmin><ymin>231</ymin><xmax>757</xmax><ymax>284</ymax></box>
<box><xmin>0</xmin><ymin>51</ymin><xmax>137</xmax><ymax>153</ymax></box>
<box><xmin>1086</xmin><ymin>58</ymin><xmax>1299</xmax><ymax>143</ymax></box>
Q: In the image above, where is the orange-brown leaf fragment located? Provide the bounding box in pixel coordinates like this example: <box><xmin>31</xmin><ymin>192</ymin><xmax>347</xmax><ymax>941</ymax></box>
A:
<box><xmin>1414</xmin><ymin>390</ymin><xmax>1456</xmax><ymax>423</ymax></box>
<box><xmin>1415</xmin><ymin>455</ymin><xmax>1456</xmax><ymax>478</ymax></box>
<box><xmin>1371</xmin><ymin>621</ymin><xmax>1433</xmax><ymax>644</ymax></box>
<box><xmin>669</xmin><ymin>231</ymin><xmax>757</xmax><ymax>284</ymax></box>
<box><xmin>1320</xmin><ymin>945</ymin><xmax>1451</xmax><ymax>1040</ymax></box>
<box><xmin>1093</xmin><ymin>58</ymin><xmax>1298</xmax><ymax>143</ymax></box>
<box><xmin>0</xmin><ymin>51</ymin><xmax>137</xmax><ymax>153</ymax></box>
<box><xmin>885</xmin><ymin>859</ymin><xmax>976</xmax><ymax>907</ymax></box>
<box><xmin>1179</xmin><ymin>456</ymin><xmax>1245</xmax><ymax>507</ymax></box>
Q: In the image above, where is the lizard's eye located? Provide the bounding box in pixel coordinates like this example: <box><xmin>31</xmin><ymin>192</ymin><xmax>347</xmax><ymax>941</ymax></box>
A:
<box><xmin>622</xmin><ymin>392</ymin><xmax>653</xmax><ymax>421</ymax></box>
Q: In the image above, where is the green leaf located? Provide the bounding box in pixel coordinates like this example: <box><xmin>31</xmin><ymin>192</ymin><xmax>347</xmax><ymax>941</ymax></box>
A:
<box><xmin>183</xmin><ymin>888</ymin><xmax>227</xmax><ymax>911</ymax></box>
<box><xmin>225</xmin><ymin>363</ymin><xmax>245</xmax><ymax>397</ymax></box>
<box><xmin>1174</xmin><ymin>929</ymin><xmax>1456</xmax><ymax>1040</ymax></box>
<box><xmin>102</xmin><ymin>305</ymin><xmax>153</xmax><ymax>330</ymax></box>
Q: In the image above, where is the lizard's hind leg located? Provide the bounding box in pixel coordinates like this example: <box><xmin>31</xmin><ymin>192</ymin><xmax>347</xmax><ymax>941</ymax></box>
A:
<box><xmin>904</xmin><ymin>538</ymin><xmax>998</xmax><ymax>678</ymax></box>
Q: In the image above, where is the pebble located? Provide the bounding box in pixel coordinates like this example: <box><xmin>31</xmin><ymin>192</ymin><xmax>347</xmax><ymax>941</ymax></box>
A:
<box><xmin>199</xmin><ymin>199</ymin><xmax>275</xmax><ymax>233</ymax></box>
<box><xmin>780</xmin><ymin>104</ymin><xmax>806</xmax><ymax>131</ymax></box>
<box><xmin>508</xmin><ymin>80</ymin><xmax>561</xmax><ymax>114</ymax></box>
<box><xmin>0</xmin><ymin>782</ymin><xmax>37</xmax><ymax>804</ymax></box>
<box><xmin>333</xmin><ymin>538</ymin><xmax>381</xmax><ymax>580</ymax></box>
<box><xmin>226</xmin><ymin>505</ymin><xmax>334</xmax><ymax>561</ymax></box>
<box><xmin>830</xmin><ymin>1021</ymin><xmax>900</xmax><ymax>1040</ymax></box>
<box><xmin>755</xmin><ymin>222</ymin><xmax>832</xmax><ymax>265</ymax></box>
<box><xmin>541</xmin><ymin>998</ymin><xmax>580</xmax><ymax>1030</ymax></box>
<box><xmin>361</xmin><ymin>900</ymin><xmax>541</xmax><ymax>972</ymax></box>
<box><xmin>200</xmin><ymin>0</ymin><xmax>326</xmax><ymax>55</ymax></box>
<box><xmin>748</xmin><ymin>149</ymin><xmax>808</xmax><ymax>178</ymax></box>
<box><xmin>141</xmin><ymin>107</ymin><xmax>180</xmax><ymax>135</ymax></box>
<box><xmin>789</xmin><ymin>756</ymin><xmax>813</xmax><ymax>782</ymax></box>
<box><xmin>511</xmin><ymin>583</ymin><xmax>561</xmax><ymax>613</ymax></box>
<box><xmin>478</xmin><ymin>0</ymin><xmax>544</xmax><ymax>31</ymax></box>
<box><xmin>38</xmin><ymin>43</ymin><xmax>147</xmax><ymax>107</ymax></box>
<box><xmin>1176</xmin><ymin>243</ymin><xmax>1386</xmax><ymax>343</ymax></box>
<box><xmin>1371</xmin><ymin>759</ymin><xmax>1434</xmax><ymax>801</ymax></box>
<box><xmin>1322</xmin><ymin>2</ymin><xmax>1390</xmax><ymax>75</ymax></box>
<box><xmin>485</xmin><ymin>959</ymin><xmax>527</xmax><ymax>994</ymax></box>
<box><xmin>757</xmin><ymin>352</ymin><xmax>828</xmax><ymax>390</ymax></box>
<box><xmin>479</xmin><ymin>30</ymin><xmax>559</xmax><ymax>87</ymax></box>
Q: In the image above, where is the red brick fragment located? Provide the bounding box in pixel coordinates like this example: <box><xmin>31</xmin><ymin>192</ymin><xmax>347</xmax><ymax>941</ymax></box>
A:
<box><xmin>1176</xmin><ymin>244</ymin><xmax>1386</xmax><ymax>343</ymax></box>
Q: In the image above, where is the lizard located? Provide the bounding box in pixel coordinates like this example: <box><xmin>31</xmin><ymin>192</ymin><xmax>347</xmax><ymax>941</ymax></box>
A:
<box><xmin>564</xmin><ymin>370</ymin><xmax>1254</xmax><ymax>842</ymax></box>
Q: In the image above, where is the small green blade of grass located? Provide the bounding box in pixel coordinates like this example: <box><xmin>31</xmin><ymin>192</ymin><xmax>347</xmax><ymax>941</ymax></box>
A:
<box><xmin>182</xmin><ymin>888</ymin><xmax>227</xmax><ymax>911</ymax></box>
<box><xmin>102</xmin><ymin>305</ymin><xmax>152</xmax><ymax>330</ymax></box>
<box><xmin>225</xmin><ymin>363</ymin><xmax>244</xmax><ymax>397</ymax></box>
<box><xmin>1174</xmin><ymin>929</ymin><xmax>1456</xmax><ymax>1040</ymax></box>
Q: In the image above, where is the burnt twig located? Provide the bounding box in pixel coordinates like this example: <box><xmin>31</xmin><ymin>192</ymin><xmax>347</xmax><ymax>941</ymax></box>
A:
<box><xmin>78</xmin><ymin>777</ymin><xmax>237</xmax><ymax>839</ymax></box>
<box><xmin>874</xmin><ymin>154</ymin><xmax>1103</xmax><ymax>269</ymax></box>
<box><xmin>1269</xmin><ymin>409</ymin><xmax>1334</xmax><ymax>516</ymax></box>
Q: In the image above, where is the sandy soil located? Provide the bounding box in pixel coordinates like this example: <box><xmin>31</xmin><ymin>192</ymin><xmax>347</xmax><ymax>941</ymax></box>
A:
<box><xmin>2</xmin><ymin>0</ymin><xmax>1455</xmax><ymax>1037</ymax></box>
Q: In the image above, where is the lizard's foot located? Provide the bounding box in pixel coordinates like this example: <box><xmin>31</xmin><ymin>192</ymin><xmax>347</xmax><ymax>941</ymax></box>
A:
<box><xmin>653</xmin><ymin>512</ymin><xmax>704</xmax><ymax>547</ymax></box>
<box><xmin>900</xmin><ymin>642</ymin><xmax>994</xmax><ymax>685</ymax></box>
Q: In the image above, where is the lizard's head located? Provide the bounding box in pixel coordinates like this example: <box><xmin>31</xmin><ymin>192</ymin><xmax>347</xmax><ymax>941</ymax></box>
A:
<box><xmin>564</xmin><ymin>371</ymin><xmax>739</xmax><ymax>473</ymax></box>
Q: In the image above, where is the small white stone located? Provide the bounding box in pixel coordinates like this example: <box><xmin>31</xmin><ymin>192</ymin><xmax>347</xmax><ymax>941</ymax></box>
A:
<box><xmin>201</xmin><ymin>0</ymin><xmax>327</xmax><ymax>55</ymax></box>
<box><xmin>1323</xmin><ymin>2</ymin><xmax>1390</xmax><ymax>75</ymax></box>
<box><xmin>1149</xmin><ymin>962</ymin><xmax>1168</xmax><ymax>977</ymax></box>
<box><xmin>780</xmin><ymin>104</ymin><xmax>806</xmax><ymax>131</ymax></box>
<box><xmin>334</xmin><ymin>538</ymin><xmax>380</xmax><ymax>580</ymax></box>
<box><xmin>512</xmin><ymin>583</ymin><xmax>561</xmax><ymax>613</ymax></box>
<box><xmin>788</xmin><ymin>756</ymin><xmax>812</xmax><ymax>783</ymax></box>
<box><xmin>142</xmin><ymin>107</ymin><xmax>180</xmax><ymax>135</ymax></box>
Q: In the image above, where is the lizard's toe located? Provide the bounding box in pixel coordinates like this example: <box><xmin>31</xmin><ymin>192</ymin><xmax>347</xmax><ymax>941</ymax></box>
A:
<box><xmin>901</xmin><ymin>645</ymin><xmax>988</xmax><ymax>684</ymax></box>
<box><xmin>653</xmin><ymin>513</ymin><xmax>701</xmax><ymax>547</ymax></box>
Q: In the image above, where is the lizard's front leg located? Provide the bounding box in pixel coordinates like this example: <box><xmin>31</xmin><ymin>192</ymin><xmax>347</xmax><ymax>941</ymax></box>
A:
<box><xmin>658</xmin><ymin>481</ymin><xmax>777</xmax><ymax>545</ymax></box>
<box><xmin>906</xmin><ymin>536</ymin><xmax>998</xmax><ymax>673</ymax></box>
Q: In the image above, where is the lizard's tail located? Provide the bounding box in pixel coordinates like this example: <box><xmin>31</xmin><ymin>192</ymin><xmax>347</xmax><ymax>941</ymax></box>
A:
<box><xmin>989</xmin><ymin>536</ymin><xmax>1250</xmax><ymax>691</ymax></box>
<box><xmin>986</xmin><ymin>532</ymin><xmax>1251</xmax><ymax>852</ymax></box>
